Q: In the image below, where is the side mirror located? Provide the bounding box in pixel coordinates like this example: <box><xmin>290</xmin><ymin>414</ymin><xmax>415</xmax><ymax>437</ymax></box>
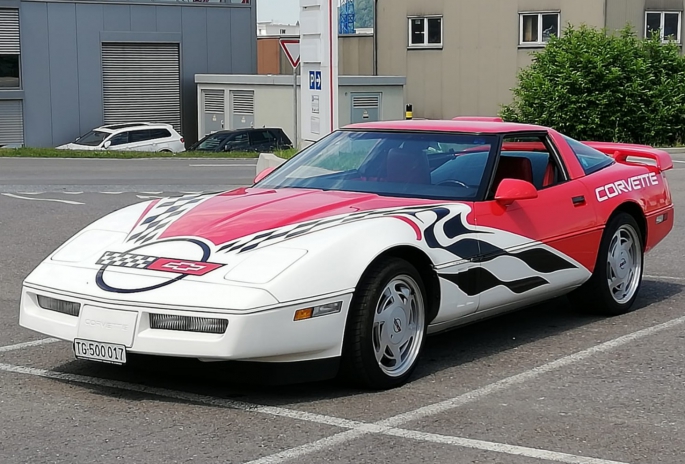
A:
<box><xmin>494</xmin><ymin>178</ymin><xmax>538</xmax><ymax>206</ymax></box>
<box><xmin>254</xmin><ymin>166</ymin><xmax>275</xmax><ymax>184</ymax></box>
<box><xmin>103</xmin><ymin>140</ymin><xmax>112</xmax><ymax>149</ymax></box>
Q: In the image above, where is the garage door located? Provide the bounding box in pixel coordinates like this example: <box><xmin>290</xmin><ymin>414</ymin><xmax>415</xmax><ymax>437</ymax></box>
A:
<box><xmin>0</xmin><ymin>100</ymin><xmax>24</xmax><ymax>146</ymax></box>
<box><xmin>102</xmin><ymin>43</ymin><xmax>181</xmax><ymax>131</ymax></box>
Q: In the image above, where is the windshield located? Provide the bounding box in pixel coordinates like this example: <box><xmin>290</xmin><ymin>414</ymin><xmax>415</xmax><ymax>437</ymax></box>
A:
<box><xmin>193</xmin><ymin>133</ymin><xmax>233</xmax><ymax>151</ymax></box>
<box><xmin>255</xmin><ymin>130</ymin><xmax>498</xmax><ymax>200</ymax></box>
<box><xmin>75</xmin><ymin>130</ymin><xmax>111</xmax><ymax>147</ymax></box>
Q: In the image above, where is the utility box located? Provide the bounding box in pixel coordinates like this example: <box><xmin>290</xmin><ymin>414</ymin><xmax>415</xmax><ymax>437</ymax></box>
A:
<box><xmin>195</xmin><ymin>74</ymin><xmax>406</xmax><ymax>147</ymax></box>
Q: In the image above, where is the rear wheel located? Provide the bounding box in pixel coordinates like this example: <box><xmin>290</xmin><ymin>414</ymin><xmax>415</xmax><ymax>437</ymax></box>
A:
<box><xmin>340</xmin><ymin>258</ymin><xmax>427</xmax><ymax>389</ymax></box>
<box><xmin>569</xmin><ymin>212</ymin><xmax>644</xmax><ymax>316</ymax></box>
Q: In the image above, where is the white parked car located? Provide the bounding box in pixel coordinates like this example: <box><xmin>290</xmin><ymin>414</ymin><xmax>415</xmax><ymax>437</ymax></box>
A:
<box><xmin>57</xmin><ymin>123</ymin><xmax>185</xmax><ymax>153</ymax></box>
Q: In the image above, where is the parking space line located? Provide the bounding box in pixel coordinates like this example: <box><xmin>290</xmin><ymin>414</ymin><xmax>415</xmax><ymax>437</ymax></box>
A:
<box><xmin>4</xmin><ymin>314</ymin><xmax>685</xmax><ymax>464</ymax></box>
<box><xmin>0</xmin><ymin>362</ymin><xmax>363</xmax><ymax>430</ymax></box>
<box><xmin>246</xmin><ymin>313</ymin><xmax>685</xmax><ymax>464</ymax></box>
<box><xmin>645</xmin><ymin>274</ymin><xmax>685</xmax><ymax>281</ymax></box>
<box><xmin>1</xmin><ymin>193</ymin><xmax>84</xmax><ymax>205</ymax></box>
<box><xmin>385</xmin><ymin>429</ymin><xmax>628</xmax><ymax>464</ymax></box>
<box><xmin>189</xmin><ymin>164</ymin><xmax>257</xmax><ymax>167</ymax></box>
<box><xmin>0</xmin><ymin>338</ymin><xmax>59</xmax><ymax>353</ymax></box>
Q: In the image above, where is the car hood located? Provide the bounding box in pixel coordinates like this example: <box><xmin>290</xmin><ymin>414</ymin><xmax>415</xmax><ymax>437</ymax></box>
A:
<box><xmin>143</xmin><ymin>188</ymin><xmax>445</xmax><ymax>247</ymax></box>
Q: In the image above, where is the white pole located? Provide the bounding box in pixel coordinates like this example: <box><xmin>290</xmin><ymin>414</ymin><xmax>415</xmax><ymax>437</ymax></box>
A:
<box><xmin>293</xmin><ymin>65</ymin><xmax>298</xmax><ymax>149</ymax></box>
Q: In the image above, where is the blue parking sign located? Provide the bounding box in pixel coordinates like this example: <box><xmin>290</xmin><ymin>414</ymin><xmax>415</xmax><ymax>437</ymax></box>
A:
<box><xmin>309</xmin><ymin>71</ymin><xmax>322</xmax><ymax>91</ymax></box>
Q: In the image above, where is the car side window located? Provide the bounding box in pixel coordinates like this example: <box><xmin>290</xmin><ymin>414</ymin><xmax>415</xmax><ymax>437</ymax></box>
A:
<box><xmin>108</xmin><ymin>132</ymin><xmax>129</xmax><ymax>146</ymax></box>
<box><xmin>249</xmin><ymin>130</ymin><xmax>270</xmax><ymax>145</ymax></box>
<box><xmin>129</xmin><ymin>130</ymin><xmax>152</xmax><ymax>143</ymax></box>
<box><xmin>489</xmin><ymin>135</ymin><xmax>565</xmax><ymax>197</ymax></box>
<box><xmin>564</xmin><ymin>136</ymin><xmax>614</xmax><ymax>175</ymax></box>
<box><xmin>150</xmin><ymin>129</ymin><xmax>171</xmax><ymax>139</ymax></box>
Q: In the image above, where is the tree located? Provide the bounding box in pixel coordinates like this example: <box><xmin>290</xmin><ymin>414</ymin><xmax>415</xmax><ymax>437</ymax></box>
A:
<box><xmin>500</xmin><ymin>25</ymin><xmax>685</xmax><ymax>146</ymax></box>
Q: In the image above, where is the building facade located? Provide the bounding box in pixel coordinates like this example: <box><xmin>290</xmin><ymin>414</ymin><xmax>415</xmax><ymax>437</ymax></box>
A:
<box><xmin>375</xmin><ymin>0</ymin><xmax>682</xmax><ymax>120</ymax></box>
<box><xmin>0</xmin><ymin>0</ymin><xmax>256</xmax><ymax>148</ymax></box>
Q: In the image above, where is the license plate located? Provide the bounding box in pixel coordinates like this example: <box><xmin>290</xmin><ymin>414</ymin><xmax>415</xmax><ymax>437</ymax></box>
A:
<box><xmin>73</xmin><ymin>339</ymin><xmax>127</xmax><ymax>365</ymax></box>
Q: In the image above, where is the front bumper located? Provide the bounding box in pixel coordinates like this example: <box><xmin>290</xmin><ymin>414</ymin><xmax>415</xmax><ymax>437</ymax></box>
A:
<box><xmin>19</xmin><ymin>286</ymin><xmax>352</xmax><ymax>363</ymax></box>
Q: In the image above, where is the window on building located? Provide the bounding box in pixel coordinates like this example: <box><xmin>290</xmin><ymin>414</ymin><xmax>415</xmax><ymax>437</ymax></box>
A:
<box><xmin>645</xmin><ymin>11</ymin><xmax>681</xmax><ymax>43</ymax></box>
<box><xmin>280</xmin><ymin>29</ymin><xmax>287</xmax><ymax>34</ymax></box>
<box><xmin>520</xmin><ymin>12</ymin><xmax>559</xmax><ymax>46</ymax></box>
<box><xmin>0</xmin><ymin>9</ymin><xmax>21</xmax><ymax>88</ymax></box>
<box><xmin>0</xmin><ymin>55</ymin><xmax>19</xmax><ymax>88</ymax></box>
<box><xmin>408</xmin><ymin>16</ymin><xmax>443</xmax><ymax>48</ymax></box>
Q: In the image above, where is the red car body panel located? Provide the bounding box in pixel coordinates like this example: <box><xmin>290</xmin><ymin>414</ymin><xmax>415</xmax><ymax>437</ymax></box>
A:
<box><xmin>131</xmin><ymin>120</ymin><xmax>673</xmax><ymax>278</ymax></box>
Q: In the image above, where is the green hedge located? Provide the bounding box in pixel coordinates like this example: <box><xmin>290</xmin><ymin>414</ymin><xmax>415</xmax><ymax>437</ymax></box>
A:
<box><xmin>500</xmin><ymin>25</ymin><xmax>685</xmax><ymax>146</ymax></box>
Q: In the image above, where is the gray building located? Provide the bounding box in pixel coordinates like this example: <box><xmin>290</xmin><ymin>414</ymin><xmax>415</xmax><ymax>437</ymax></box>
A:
<box><xmin>0</xmin><ymin>0</ymin><xmax>256</xmax><ymax>148</ymax></box>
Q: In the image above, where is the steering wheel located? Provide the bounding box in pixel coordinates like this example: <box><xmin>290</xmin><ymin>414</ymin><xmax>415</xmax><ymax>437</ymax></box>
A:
<box><xmin>438</xmin><ymin>180</ymin><xmax>469</xmax><ymax>188</ymax></box>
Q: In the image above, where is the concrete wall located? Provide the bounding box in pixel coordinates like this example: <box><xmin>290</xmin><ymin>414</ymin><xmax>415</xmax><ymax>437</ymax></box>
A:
<box><xmin>606</xmin><ymin>0</ymin><xmax>685</xmax><ymax>36</ymax></box>
<box><xmin>339</xmin><ymin>35</ymin><xmax>374</xmax><ymax>75</ymax></box>
<box><xmin>338</xmin><ymin>82</ymin><xmax>404</xmax><ymax>126</ymax></box>
<box><xmin>258</xmin><ymin>37</ymin><xmax>281</xmax><ymax>75</ymax></box>
<box><xmin>376</xmin><ymin>0</ymin><xmax>605</xmax><ymax>120</ymax></box>
<box><xmin>257</xmin><ymin>34</ymin><xmax>374</xmax><ymax>76</ymax></box>
<box><xmin>18</xmin><ymin>0</ymin><xmax>256</xmax><ymax>148</ymax></box>
<box><xmin>195</xmin><ymin>75</ymin><xmax>406</xmax><ymax>148</ymax></box>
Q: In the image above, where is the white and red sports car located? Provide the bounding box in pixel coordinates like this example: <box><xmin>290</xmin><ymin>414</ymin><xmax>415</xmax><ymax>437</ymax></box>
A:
<box><xmin>20</xmin><ymin>119</ymin><xmax>674</xmax><ymax>389</ymax></box>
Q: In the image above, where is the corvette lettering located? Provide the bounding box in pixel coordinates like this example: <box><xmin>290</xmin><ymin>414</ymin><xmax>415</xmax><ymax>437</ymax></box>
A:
<box><xmin>595</xmin><ymin>173</ymin><xmax>659</xmax><ymax>202</ymax></box>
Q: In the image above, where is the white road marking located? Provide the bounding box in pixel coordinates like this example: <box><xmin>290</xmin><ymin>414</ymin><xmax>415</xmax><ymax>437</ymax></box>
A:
<box><xmin>671</xmin><ymin>160</ymin><xmax>685</xmax><ymax>163</ymax></box>
<box><xmin>189</xmin><ymin>164</ymin><xmax>257</xmax><ymax>167</ymax></box>
<box><xmin>0</xmin><ymin>338</ymin><xmax>59</xmax><ymax>353</ymax></box>
<box><xmin>136</xmin><ymin>195</ymin><xmax>165</xmax><ymax>200</ymax></box>
<box><xmin>645</xmin><ymin>274</ymin><xmax>685</xmax><ymax>281</ymax></box>
<box><xmin>100</xmin><ymin>192</ymin><xmax>123</xmax><ymax>195</ymax></box>
<box><xmin>139</xmin><ymin>191</ymin><xmax>163</xmax><ymax>195</ymax></box>
<box><xmin>179</xmin><ymin>191</ymin><xmax>204</xmax><ymax>195</ymax></box>
<box><xmin>385</xmin><ymin>428</ymin><xmax>628</xmax><ymax>464</ymax></box>
<box><xmin>1</xmin><ymin>193</ymin><xmax>84</xmax><ymax>205</ymax></box>
<box><xmin>4</xmin><ymin>314</ymin><xmax>684</xmax><ymax>464</ymax></box>
<box><xmin>0</xmin><ymin>362</ymin><xmax>363</xmax><ymax>430</ymax></box>
<box><xmin>15</xmin><ymin>192</ymin><xmax>43</xmax><ymax>195</ymax></box>
<box><xmin>62</xmin><ymin>191</ymin><xmax>84</xmax><ymax>195</ymax></box>
<box><xmin>246</xmin><ymin>313</ymin><xmax>685</xmax><ymax>464</ymax></box>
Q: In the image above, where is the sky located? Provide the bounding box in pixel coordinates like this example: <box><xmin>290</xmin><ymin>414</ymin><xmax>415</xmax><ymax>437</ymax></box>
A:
<box><xmin>257</xmin><ymin>0</ymin><xmax>300</xmax><ymax>24</ymax></box>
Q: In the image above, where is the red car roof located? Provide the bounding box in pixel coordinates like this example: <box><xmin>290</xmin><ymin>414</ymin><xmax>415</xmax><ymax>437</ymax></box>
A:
<box><xmin>343</xmin><ymin>119</ymin><xmax>549</xmax><ymax>134</ymax></box>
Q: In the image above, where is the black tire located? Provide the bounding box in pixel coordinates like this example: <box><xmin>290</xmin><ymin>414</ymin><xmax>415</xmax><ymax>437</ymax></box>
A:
<box><xmin>340</xmin><ymin>257</ymin><xmax>428</xmax><ymax>389</ymax></box>
<box><xmin>569</xmin><ymin>212</ymin><xmax>644</xmax><ymax>316</ymax></box>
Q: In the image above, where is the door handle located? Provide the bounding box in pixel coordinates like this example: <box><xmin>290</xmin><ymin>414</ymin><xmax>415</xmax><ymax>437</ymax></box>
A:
<box><xmin>572</xmin><ymin>195</ymin><xmax>586</xmax><ymax>206</ymax></box>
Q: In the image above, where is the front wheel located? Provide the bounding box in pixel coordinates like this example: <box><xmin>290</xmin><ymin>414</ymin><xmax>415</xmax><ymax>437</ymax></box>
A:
<box><xmin>569</xmin><ymin>212</ymin><xmax>644</xmax><ymax>316</ymax></box>
<box><xmin>340</xmin><ymin>257</ymin><xmax>427</xmax><ymax>389</ymax></box>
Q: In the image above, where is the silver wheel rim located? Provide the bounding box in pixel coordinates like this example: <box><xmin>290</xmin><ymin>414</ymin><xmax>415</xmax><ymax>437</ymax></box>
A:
<box><xmin>606</xmin><ymin>224</ymin><xmax>642</xmax><ymax>304</ymax></box>
<box><xmin>372</xmin><ymin>275</ymin><xmax>425</xmax><ymax>378</ymax></box>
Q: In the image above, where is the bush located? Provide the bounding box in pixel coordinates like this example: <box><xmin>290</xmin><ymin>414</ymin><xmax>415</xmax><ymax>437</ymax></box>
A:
<box><xmin>500</xmin><ymin>25</ymin><xmax>685</xmax><ymax>146</ymax></box>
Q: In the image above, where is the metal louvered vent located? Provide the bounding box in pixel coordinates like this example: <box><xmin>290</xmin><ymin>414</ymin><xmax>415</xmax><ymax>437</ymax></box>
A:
<box><xmin>102</xmin><ymin>43</ymin><xmax>181</xmax><ymax>131</ymax></box>
<box><xmin>203</xmin><ymin>90</ymin><xmax>225</xmax><ymax>114</ymax></box>
<box><xmin>0</xmin><ymin>100</ymin><xmax>24</xmax><ymax>146</ymax></box>
<box><xmin>0</xmin><ymin>9</ymin><xmax>20</xmax><ymax>54</ymax></box>
<box><xmin>232</xmin><ymin>91</ymin><xmax>255</xmax><ymax>115</ymax></box>
<box><xmin>353</xmin><ymin>96</ymin><xmax>380</xmax><ymax>109</ymax></box>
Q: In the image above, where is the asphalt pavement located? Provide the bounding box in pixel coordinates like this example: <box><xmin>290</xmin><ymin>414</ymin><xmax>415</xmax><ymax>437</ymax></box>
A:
<box><xmin>1</xmin><ymin>156</ymin><xmax>685</xmax><ymax>464</ymax></box>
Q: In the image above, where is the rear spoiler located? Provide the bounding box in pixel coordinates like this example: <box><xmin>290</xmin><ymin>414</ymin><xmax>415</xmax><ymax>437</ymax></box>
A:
<box><xmin>582</xmin><ymin>142</ymin><xmax>674</xmax><ymax>171</ymax></box>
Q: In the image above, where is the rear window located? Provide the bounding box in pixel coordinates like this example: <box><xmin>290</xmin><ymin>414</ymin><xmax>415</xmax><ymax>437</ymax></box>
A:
<box><xmin>150</xmin><ymin>129</ymin><xmax>172</xmax><ymax>139</ymax></box>
<box><xmin>564</xmin><ymin>136</ymin><xmax>614</xmax><ymax>175</ymax></box>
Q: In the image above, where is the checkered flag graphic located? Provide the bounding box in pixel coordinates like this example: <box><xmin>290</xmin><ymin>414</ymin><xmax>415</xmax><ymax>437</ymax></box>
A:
<box><xmin>218</xmin><ymin>204</ymin><xmax>444</xmax><ymax>255</ymax></box>
<box><xmin>127</xmin><ymin>194</ymin><xmax>215</xmax><ymax>245</ymax></box>
<box><xmin>97</xmin><ymin>251</ymin><xmax>157</xmax><ymax>269</ymax></box>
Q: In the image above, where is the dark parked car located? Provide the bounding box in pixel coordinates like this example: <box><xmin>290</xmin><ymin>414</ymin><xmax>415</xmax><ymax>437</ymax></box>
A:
<box><xmin>190</xmin><ymin>128</ymin><xmax>293</xmax><ymax>153</ymax></box>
